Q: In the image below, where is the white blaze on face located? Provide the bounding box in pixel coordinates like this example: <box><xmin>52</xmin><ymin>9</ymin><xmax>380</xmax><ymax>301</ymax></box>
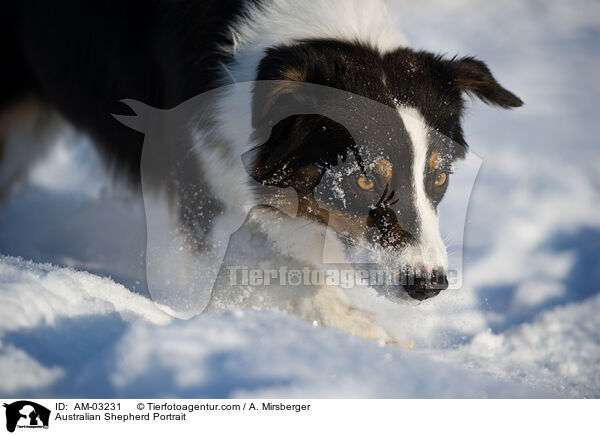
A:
<box><xmin>397</xmin><ymin>106</ymin><xmax>448</xmax><ymax>273</ymax></box>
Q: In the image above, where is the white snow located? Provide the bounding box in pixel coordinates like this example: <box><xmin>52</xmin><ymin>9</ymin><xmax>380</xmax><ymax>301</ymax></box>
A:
<box><xmin>0</xmin><ymin>256</ymin><xmax>171</xmax><ymax>331</ymax></box>
<box><xmin>0</xmin><ymin>256</ymin><xmax>554</xmax><ymax>398</ymax></box>
<box><xmin>0</xmin><ymin>0</ymin><xmax>599</xmax><ymax>398</ymax></box>
<box><xmin>432</xmin><ymin>293</ymin><xmax>600</xmax><ymax>398</ymax></box>
<box><xmin>0</xmin><ymin>343</ymin><xmax>64</xmax><ymax>395</ymax></box>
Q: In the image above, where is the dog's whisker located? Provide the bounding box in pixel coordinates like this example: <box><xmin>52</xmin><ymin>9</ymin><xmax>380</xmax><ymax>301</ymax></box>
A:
<box><xmin>375</xmin><ymin>183</ymin><xmax>389</xmax><ymax>207</ymax></box>
<box><xmin>385</xmin><ymin>189</ymin><xmax>395</xmax><ymax>204</ymax></box>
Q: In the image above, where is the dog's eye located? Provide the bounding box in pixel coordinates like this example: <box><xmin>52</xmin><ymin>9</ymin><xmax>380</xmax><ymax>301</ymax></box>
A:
<box><xmin>357</xmin><ymin>176</ymin><xmax>375</xmax><ymax>190</ymax></box>
<box><xmin>434</xmin><ymin>172</ymin><xmax>447</xmax><ymax>187</ymax></box>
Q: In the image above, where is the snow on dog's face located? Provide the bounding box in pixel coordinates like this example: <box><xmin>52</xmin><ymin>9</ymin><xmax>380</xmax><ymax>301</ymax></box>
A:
<box><xmin>244</xmin><ymin>41</ymin><xmax>522</xmax><ymax>300</ymax></box>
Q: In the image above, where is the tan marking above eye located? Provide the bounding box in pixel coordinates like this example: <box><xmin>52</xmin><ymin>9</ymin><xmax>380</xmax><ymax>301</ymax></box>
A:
<box><xmin>429</xmin><ymin>151</ymin><xmax>441</xmax><ymax>171</ymax></box>
<box><xmin>434</xmin><ymin>171</ymin><xmax>447</xmax><ymax>187</ymax></box>
<box><xmin>357</xmin><ymin>176</ymin><xmax>375</xmax><ymax>190</ymax></box>
<box><xmin>376</xmin><ymin>159</ymin><xmax>393</xmax><ymax>181</ymax></box>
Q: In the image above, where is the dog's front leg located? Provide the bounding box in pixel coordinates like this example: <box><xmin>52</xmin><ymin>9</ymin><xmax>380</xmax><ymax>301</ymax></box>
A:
<box><xmin>296</xmin><ymin>283</ymin><xmax>412</xmax><ymax>348</ymax></box>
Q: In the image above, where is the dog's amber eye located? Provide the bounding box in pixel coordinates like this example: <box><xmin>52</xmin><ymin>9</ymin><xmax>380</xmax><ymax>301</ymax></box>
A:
<box><xmin>434</xmin><ymin>172</ymin><xmax>447</xmax><ymax>187</ymax></box>
<box><xmin>357</xmin><ymin>176</ymin><xmax>375</xmax><ymax>190</ymax></box>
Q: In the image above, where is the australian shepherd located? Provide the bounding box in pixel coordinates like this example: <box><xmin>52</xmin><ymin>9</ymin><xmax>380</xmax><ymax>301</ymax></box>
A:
<box><xmin>0</xmin><ymin>0</ymin><xmax>522</xmax><ymax>342</ymax></box>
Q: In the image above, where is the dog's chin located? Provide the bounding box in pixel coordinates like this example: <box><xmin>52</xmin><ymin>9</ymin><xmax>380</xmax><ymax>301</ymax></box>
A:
<box><xmin>371</xmin><ymin>284</ymin><xmax>441</xmax><ymax>303</ymax></box>
<box><xmin>406</xmin><ymin>288</ymin><xmax>442</xmax><ymax>301</ymax></box>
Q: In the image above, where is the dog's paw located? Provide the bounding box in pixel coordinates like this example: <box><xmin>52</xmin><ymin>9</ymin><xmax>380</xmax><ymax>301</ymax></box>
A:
<box><xmin>297</xmin><ymin>284</ymin><xmax>400</xmax><ymax>344</ymax></box>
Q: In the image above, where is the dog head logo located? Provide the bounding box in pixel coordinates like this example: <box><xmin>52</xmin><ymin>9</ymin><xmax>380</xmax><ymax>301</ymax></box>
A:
<box><xmin>3</xmin><ymin>401</ymin><xmax>50</xmax><ymax>433</ymax></box>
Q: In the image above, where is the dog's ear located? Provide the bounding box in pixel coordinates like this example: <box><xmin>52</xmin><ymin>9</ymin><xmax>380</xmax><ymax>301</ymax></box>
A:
<box><xmin>449</xmin><ymin>57</ymin><xmax>523</xmax><ymax>108</ymax></box>
<box><xmin>251</xmin><ymin>80</ymin><xmax>311</xmax><ymax>131</ymax></box>
<box><xmin>247</xmin><ymin>48</ymin><xmax>308</xmax><ymax>186</ymax></box>
<box><xmin>243</xmin><ymin>114</ymin><xmax>355</xmax><ymax>187</ymax></box>
<box><xmin>252</xmin><ymin>46</ymin><xmax>311</xmax><ymax>129</ymax></box>
<box><xmin>247</xmin><ymin>46</ymin><xmax>353</xmax><ymax>187</ymax></box>
<box><xmin>243</xmin><ymin>115</ymin><xmax>303</xmax><ymax>187</ymax></box>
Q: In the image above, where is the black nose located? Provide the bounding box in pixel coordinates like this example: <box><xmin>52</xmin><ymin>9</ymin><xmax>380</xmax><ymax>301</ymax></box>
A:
<box><xmin>405</xmin><ymin>269</ymin><xmax>448</xmax><ymax>300</ymax></box>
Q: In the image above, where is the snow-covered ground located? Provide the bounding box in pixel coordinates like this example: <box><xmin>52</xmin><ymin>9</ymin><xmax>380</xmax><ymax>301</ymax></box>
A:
<box><xmin>1</xmin><ymin>0</ymin><xmax>598</xmax><ymax>398</ymax></box>
<box><xmin>0</xmin><ymin>256</ymin><xmax>558</xmax><ymax>398</ymax></box>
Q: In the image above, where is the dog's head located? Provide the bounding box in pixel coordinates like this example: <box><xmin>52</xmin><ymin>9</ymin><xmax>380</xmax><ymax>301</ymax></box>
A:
<box><xmin>244</xmin><ymin>40</ymin><xmax>522</xmax><ymax>300</ymax></box>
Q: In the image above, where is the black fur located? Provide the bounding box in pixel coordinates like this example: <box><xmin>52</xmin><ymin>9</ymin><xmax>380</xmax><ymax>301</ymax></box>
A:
<box><xmin>0</xmin><ymin>0</ymin><xmax>259</xmax><ymax>179</ymax></box>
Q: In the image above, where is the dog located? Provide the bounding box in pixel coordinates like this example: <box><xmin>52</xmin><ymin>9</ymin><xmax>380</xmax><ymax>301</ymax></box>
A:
<box><xmin>0</xmin><ymin>0</ymin><xmax>522</xmax><ymax>341</ymax></box>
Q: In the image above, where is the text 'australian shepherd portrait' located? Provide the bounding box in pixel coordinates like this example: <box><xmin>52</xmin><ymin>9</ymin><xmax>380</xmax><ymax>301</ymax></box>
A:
<box><xmin>1</xmin><ymin>0</ymin><xmax>522</xmax><ymax>344</ymax></box>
